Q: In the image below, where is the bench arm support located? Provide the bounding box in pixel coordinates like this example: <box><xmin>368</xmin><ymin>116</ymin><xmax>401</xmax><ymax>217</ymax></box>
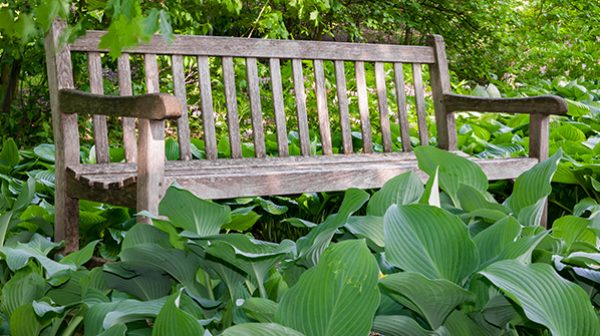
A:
<box><xmin>443</xmin><ymin>93</ymin><xmax>568</xmax><ymax>115</ymax></box>
<box><xmin>59</xmin><ymin>89</ymin><xmax>182</xmax><ymax>120</ymax></box>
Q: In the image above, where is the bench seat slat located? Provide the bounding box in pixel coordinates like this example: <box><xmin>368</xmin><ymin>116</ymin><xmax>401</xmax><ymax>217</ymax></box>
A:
<box><xmin>66</xmin><ymin>156</ymin><xmax>538</xmax><ymax>207</ymax></box>
<box><xmin>87</xmin><ymin>52</ymin><xmax>109</xmax><ymax>163</ymax></box>
<box><xmin>70</xmin><ymin>31</ymin><xmax>436</xmax><ymax>63</ymax></box>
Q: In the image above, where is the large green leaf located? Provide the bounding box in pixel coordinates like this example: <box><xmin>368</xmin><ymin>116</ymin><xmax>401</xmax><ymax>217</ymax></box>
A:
<box><xmin>552</xmin><ymin>216</ymin><xmax>595</xmax><ymax>253</ymax></box>
<box><xmin>384</xmin><ymin>204</ymin><xmax>479</xmax><ymax>284</ymax></box>
<box><xmin>372</xmin><ymin>315</ymin><xmax>447</xmax><ymax>336</ymax></box>
<box><xmin>103</xmin><ymin>263</ymin><xmax>172</xmax><ymax>301</ymax></box>
<box><xmin>60</xmin><ymin>240</ymin><xmax>100</xmax><ymax>267</ymax></box>
<box><xmin>344</xmin><ymin>215</ymin><xmax>384</xmax><ymax>248</ymax></box>
<box><xmin>473</xmin><ymin>216</ymin><xmax>521</xmax><ymax>268</ymax></box>
<box><xmin>414</xmin><ymin>146</ymin><xmax>488</xmax><ymax>205</ymax></box>
<box><xmin>242</xmin><ymin>298</ymin><xmax>278</xmax><ymax>323</ymax></box>
<box><xmin>222</xmin><ymin>323</ymin><xmax>304</xmax><ymax>336</ymax></box>
<box><xmin>481</xmin><ymin>260</ymin><xmax>600</xmax><ymax>336</ymax></box>
<box><xmin>152</xmin><ymin>292</ymin><xmax>205</xmax><ymax>336</ymax></box>
<box><xmin>277</xmin><ymin>240</ymin><xmax>380</xmax><ymax>336</ymax></box>
<box><xmin>103</xmin><ymin>297</ymin><xmax>166</xmax><ymax>329</ymax></box>
<box><xmin>10</xmin><ymin>303</ymin><xmax>42</xmax><ymax>336</ymax></box>
<box><xmin>0</xmin><ymin>211</ymin><xmax>12</xmax><ymax>247</ymax></box>
<box><xmin>367</xmin><ymin>172</ymin><xmax>424</xmax><ymax>216</ymax></box>
<box><xmin>296</xmin><ymin>188</ymin><xmax>369</xmax><ymax>267</ymax></box>
<box><xmin>13</xmin><ymin>177</ymin><xmax>36</xmax><ymax>211</ymax></box>
<box><xmin>380</xmin><ymin>272</ymin><xmax>474</xmax><ymax>328</ymax></box>
<box><xmin>506</xmin><ymin>150</ymin><xmax>561</xmax><ymax>224</ymax></box>
<box><xmin>1</xmin><ymin>271</ymin><xmax>47</xmax><ymax>316</ymax></box>
<box><xmin>159</xmin><ymin>185</ymin><xmax>231</xmax><ymax>236</ymax></box>
<box><xmin>0</xmin><ymin>138</ymin><xmax>20</xmax><ymax>173</ymax></box>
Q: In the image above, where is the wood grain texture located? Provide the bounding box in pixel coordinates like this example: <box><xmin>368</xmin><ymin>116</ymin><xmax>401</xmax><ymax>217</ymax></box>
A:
<box><xmin>427</xmin><ymin>35</ymin><xmax>456</xmax><ymax>150</ymax></box>
<box><xmin>529</xmin><ymin>112</ymin><xmax>550</xmax><ymax>227</ymax></box>
<box><xmin>246</xmin><ymin>57</ymin><xmax>266</xmax><ymax>158</ymax></box>
<box><xmin>334</xmin><ymin>61</ymin><xmax>352</xmax><ymax>154</ymax></box>
<box><xmin>117</xmin><ymin>53</ymin><xmax>137</xmax><ymax>163</ymax></box>
<box><xmin>292</xmin><ymin>59</ymin><xmax>311</xmax><ymax>156</ymax></box>
<box><xmin>45</xmin><ymin>19</ymin><xmax>80</xmax><ymax>252</ymax></box>
<box><xmin>70</xmin><ymin>31</ymin><xmax>436</xmax><ymax>63</ymax></box>
<box><xmin>393</xmin><ymin>63</ymin><xmax>412</xmax><ymax>152</ymax></box>
<box><xmin>171</xmin><ymin>55</ymin><xmax>192</xmax><ymax>160</ymax></box>
<box><xmin>59</xmin><ymin>89</ymin><xmax>181</xmax><ymax>119</ymax></box>
<box><xmin>355</xmin><ymin>61</ymin><xmax>373</xmax><ymax>153</ymax></box>
<box><xmin>313</xmin><ymin>59</ymin><xmax>332</xmax><ymax>155</ymax></box>
<box><xmin>66</xmin><ymin>155</ymin><xmax>537</xmax><ymax>207</ymax></box>
<box><xmin>269</xmin><ymin>58</ymin><xmax>289</xmax><ymax>156</ymax></box>
<box><xmin>222</xmin><ymin>57</ymin><xmax>242</xmax><ymax>158</ymax></box>
<box><xmin>374</xmin><ymin>62</ymin><xmax>392</xmax><ymax>152</ymax></box>
<box><xmin>136</xmin><ymin>119</ymin><xmax>165</xmax><ymax>220</ymax></box>
<box><xmin>87</xmin><ymin>52</ymin><xmax>109</xmax><ymax>163</ymax></box>
<box><xmin>198</xmin><ymin>56</ymin><xmax>218</xmax><ymax>160</ymax></box>
<box><xmin>412</xmin><ymin>63</ymin><xmax>429</xmax><ymax>146</ymax></box>
<box><xmin>443</xmin><ymin>94</ymin><xmax>569</xmax><ymax>115</ymax></box>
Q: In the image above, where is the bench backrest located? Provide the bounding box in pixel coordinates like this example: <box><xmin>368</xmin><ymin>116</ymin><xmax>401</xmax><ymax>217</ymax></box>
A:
<box><xmin>45</xmin><ymin>21</ymin><xmax>454</xmax><ymax>166</ymax></box>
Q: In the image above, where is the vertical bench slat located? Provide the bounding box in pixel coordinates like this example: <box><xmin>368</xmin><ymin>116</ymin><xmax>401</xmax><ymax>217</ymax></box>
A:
<box><xmin>87</xmin><ymin>52</ymin><xmax>109</xmax><ymax>163</ymax></box>
<box><xmin>222</xmin><ymin>57</ymin><xmax>242</xmax><ymax>158</ymax></box>
<box><xmin>198</xmin><ymin>56</ymin><xmax>218</xmax><ymax>160</ymax></box>
<box><xmin>246</xmin><ymin>57</ymin><xmax>266</xmax><ymax>158</ymax></box>
<box><xmin>172</xmin><ymin>55</ymin><xmax>192</xmax><ymax>160</ymax></box>
<box><xmin>375</xmin><ymin>62</ymin><xmax>392</xmax><ymax>152</ymax></box>
<box><xmin>117</xmin><ymin>53</ymin><xmax>137</xmax><ymax>163</ymax></box>
<box><xmin>355</xmin><ymin>61</ymin><xmax>373</xmax><ymax>153</ymax></box>
<box><xmin>412</xmin><ymin>63</ymin><xmax>429</xmax><ymax>145</ymax></box>
<box><xmin>334</xmin><ymin>61</ymin><xmax>353</xmax><ymax>154</ymax></box>
<box><xmin>394</xmin><ymin>63</ymin><xmax>412</xmax><ymax>151</ymax></box>
<box><xmin>313</xmin><ymin>59</ymin><xmax>333</xmax><ymax>155</ymax></box>
<box><xmin>269</xmin><ymin>58</ymin><xmax>289</xmax><ymax>157</ymax></box>
<box><xmin>292</xmin><ymin>59</ymin><xmax>311</xmax><ymax>156</ymax></box>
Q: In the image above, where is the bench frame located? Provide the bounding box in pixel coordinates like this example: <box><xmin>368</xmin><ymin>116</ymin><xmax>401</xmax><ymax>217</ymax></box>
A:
<box><xmin>45</xmin><ymin>20</ymin><xmax>567</xmax><ymax>251</ymax></box>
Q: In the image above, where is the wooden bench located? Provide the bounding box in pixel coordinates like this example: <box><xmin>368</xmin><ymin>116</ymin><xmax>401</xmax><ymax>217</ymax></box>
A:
<box><xmin>44</xmin><ymin>20</ymin><xmax>568</xmax><ymax>250</ymax></box>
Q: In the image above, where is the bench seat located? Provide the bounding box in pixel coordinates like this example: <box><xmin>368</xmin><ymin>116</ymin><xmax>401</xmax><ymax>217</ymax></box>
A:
<box><xmin>66</xmin><ymin>153</ymin><xmax>537</xmax><ymax>208</ymax></box>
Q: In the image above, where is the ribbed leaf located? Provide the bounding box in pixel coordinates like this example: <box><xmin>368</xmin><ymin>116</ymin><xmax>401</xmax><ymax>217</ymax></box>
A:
<box><xmin>103</xmin><ymin>297</ymin><xmax>166</xmax><ymax>329</ymax></box>
<box><xmin>552</xmin><ymin>216</ymin><xmax>594</xmax><ymax>253</ymax></box>
<box><xmin>1</xmin><ymin>271</ymin><xmax>47</xmax><ymax>316</ymax></box>
<box><xmin>372</xmin><ymin>315</ymin><xmax>447</xmax><ymax>336</ymax></box>
<box><xmin>242</xmin><ymin>298</ymin><xmax>278</xmax><ymax>323</ymax></box>
<box><xmin>222</xmin><ymin>323</ymin><xmax>304</xmax><ymax>336</ymax></box>
<box><xmin>384</xmin><ymin>204</ymin><xmax>479</xmax><ymax>284</ymax></box>
<box><xmin>98</xmin><ymin>324</ymin><xmax>126</xmax><ymax>336</ymax></box>
<box><xmin>159</xmin><ymin>185</ymin><xmax>231</xmax><ymax>236</ymax></box>
<box><xmin>344</xmin><ymin>215</ymin><xmax>384</xmax><ymax>248</ymax></box>
<box><xmin>380</xmin><ymin>272</ymin><xmax>474</xmax><ymax>328</ymax></box>
<box><xmin>61</xmin><ymin>240</ymin><xmax>100</xmax><ymax>266</ymax></box>
<box><xmin>10</xmin><ymin>303</ymin><xmax>42</xmax><ymax>336</ymax></box>
<box><xmin>367</xmin><ymin>172</ymin><xmax>424</xmax><ymax>216</ymax></box>
<box><xmin>415</xmin><ymin>146</ymin><xmax>488</xmax><ymax>205</ymax></box>
<box><xmin>103</xmin><ymin>263</ymin><xmax>172</xmax><ymax>301</ymax></box>
<box><xmin>506</xmin><ymin>150</ymin><xmax>561</xmax><ymax>221</ymax></box>
<box><xmin>277</xmin><ymin>240</ymin><xmax>380</xmax><ymax>336</ymax></box>
<box><xmin>473</xmin><ymin>216</ymin><xmax>521</xmax><ymax>268</ymax></box>
<box><xmin>419</xmin><ymin>167</ymin><xmax>440</xmax><ymax>207</ymax></box>
<box><xmin>481</xmin><ymin>260</ymin><xmax>600</xmax><ymax>336</ymax></box>
<box><xmin>152</xmin><ymin>292</ymin><xmax>205</xmax><ymax>336</ymax></box>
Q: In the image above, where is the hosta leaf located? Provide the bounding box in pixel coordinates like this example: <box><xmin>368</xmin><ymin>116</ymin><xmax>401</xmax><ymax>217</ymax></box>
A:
<box><xmin>473</xmin><ymin>216</ymin><xmax>521</xmax><ymax>268</ymax></box>
<box><xmin>372</xmin><ymin>315</ymin><xmax>447</xmax><ymax>336</ymax></box>
<box><xmin>277</xmin><ymin>240</ymin><xmax>380</xmax><ymax>336</ymax></box>
<box><xmin>415</xmin><ymin>146</ymin><xmax>488</xmax><ymax>205</ymax></box>
<box><xmin>32</xmin><ymin>299</ymin><xmax>64</xmax><ymax>317</ymax></box>
<box><xmin>481</xmin><ymin>260</ymin><xmax>600</xmax><ymax>336</ymax></box>
<box><xmin>1</xmin><ymin>271</ymin><xmax>47</xmax><ymax>316</ymax></box>
<box><xmin>380</xmin><ymin>272</ymin><xmax>474</xmax><ymax>328</ymax></box>
<box><xmin>457</xmin><ymin>184</ymin><xmax>507</xmax><ymax>214</ymax></box>
<box><xmin>552</xmin><ymin>216</ymin><xmax>595</xmax><ymax>253</ymax></box>
<box><xmin>13</xmin><ymin>177</ymin><xmax>36</xmax><ymax>211</ymax></box>
<box><xmin>98</xmin><ymin>324</ymin><xmax>127</xmax><ymax>336</ymax></box>
<box><xmin>0</xmin><ymin>211</ymin><xmax>12</xmax><ymax>247</ymax></box>
<box><xmin>152</xmin><ymin>292</ymin><xmax>205</xmax><ymax>336</ymax></box>
<box><xmin>367</xmin><ymin>172</ymin><xmax>424</xmax><ymax>216</ymax></box>
<box><xmin>159</xmin><ymin>185</ymin><xmax>231</xmax><ymax>236</ymax></box>
<box><xmin>344</xmin><ymin>216</ymin><xmax>384</xmax><ymax>248</ymax></box>
<box><xmin>10</xmin><ymin>304</ymin><xmax>42</xmax><ymax>336</ymax></box>
<box><xmin>296</xmin><ymin>188</ymin><xmax>369</xmax><ymax>267</ymax></box>
<box><xmin>242</xmin><ymin>297</ymin><xmax>278</xmax><ymax>323</ymax></box>
<box><xmin>33</xmin><ymin>143</ymin><xmax>55</xmax><ymax>162</ymax></box>
<box><xmin>60</xmin><ymin>240</ymin><xmax>100</xmax><ymax>267</ymax></box>
<box><xmin>258</xmin><ymin>198</ymin><xmax>289</xmax><ymax>215</ymax></box>
<box><xmin>103</xmin><ymin>263</ymin><xmax>172</xmax><ymax>301</ymax></box>
<box><xmin>419</xmin><ymin>167</ymin><xmax>440</xmax><ymax>207</ymax></box>
<box><xmin>384</xmin><ymin>204</ymin><xmax>479</xmax><ymax>284</ymax></box>
<box><xmin>506</xmin><ymin>150</ymin><xmax>561</xmax><ymax>220</ymax></box>
<box><xmin>0</xmin><ymin>244</ymin><xmax>75</xmax><ymax>276</ymax></box>
<box><xmin>222</xmin><ymin>323</ymin><xmax>304</xmax><ymax>336</ymax></box>
<box><xmin>0</xmin><ymin>138</ymin><xmax>20</xmax><ymax>173</ymax></box>
<box><xmin>103</xmin><ymin>297</ymin><xmax>167</xmax><ymax>329</ymax></box>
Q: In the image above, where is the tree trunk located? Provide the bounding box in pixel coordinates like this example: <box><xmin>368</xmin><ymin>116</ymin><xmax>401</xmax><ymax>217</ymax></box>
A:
<box><xmin>0</xmin><ymin>56</ymin><xmax>22</xmax><ymax>115</ymax></box>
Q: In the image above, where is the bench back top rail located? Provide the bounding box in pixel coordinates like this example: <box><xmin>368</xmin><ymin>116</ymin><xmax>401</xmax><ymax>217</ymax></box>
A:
<box><xmin>49</xmin><ymin>27</ymin><xmax>450</xmax><ymax>164</ymax></box>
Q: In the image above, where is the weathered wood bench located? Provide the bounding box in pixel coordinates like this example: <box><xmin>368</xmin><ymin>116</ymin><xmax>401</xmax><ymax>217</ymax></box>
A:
<box><xmin>45</xmin><ymin>20</ymin><xmax>568</xmax><ymax>250</ymax></box>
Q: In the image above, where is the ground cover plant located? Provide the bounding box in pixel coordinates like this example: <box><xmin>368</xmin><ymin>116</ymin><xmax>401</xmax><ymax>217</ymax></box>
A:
<box><xmin>0</xmin><ymin>148</ymin><xmax>599</xmax><ymax>335</ymax></box>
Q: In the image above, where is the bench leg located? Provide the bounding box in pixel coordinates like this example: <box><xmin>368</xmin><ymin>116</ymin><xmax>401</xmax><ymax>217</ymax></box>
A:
<box><xmin>136</xmin><ymin>119</ymin><xmax>165</xmax><ymax>223</ymax></box>
<box><xmin>55</xmin><ymin>189</ymin><xmax>79</xmax><ymax>252</ymax></box>
<box><xmin>529</xmin><ymin>113</ymin><xmax>549</xmax><ymax>228</ymax></box>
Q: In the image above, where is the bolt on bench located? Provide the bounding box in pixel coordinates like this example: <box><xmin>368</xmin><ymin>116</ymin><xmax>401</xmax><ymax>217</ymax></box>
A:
<box><xmin>45</xmin><ymin>20</ymin><xmax>568</xmax><ymax>250</ymax></box>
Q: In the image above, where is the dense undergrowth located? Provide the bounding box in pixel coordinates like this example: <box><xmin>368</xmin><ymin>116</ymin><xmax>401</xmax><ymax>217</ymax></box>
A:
<box><xmin>1</xmin><ymin>147</ymin><xmax>600</xmax><ymax>335</ymax></box>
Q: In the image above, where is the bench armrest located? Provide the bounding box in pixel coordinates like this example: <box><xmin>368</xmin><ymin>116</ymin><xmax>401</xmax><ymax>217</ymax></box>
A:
<box><xmin>443</xmin><ymin>93</ymin><xmax>568</xmax><ymax>115</ymax></box>
<box><xmin>59</xmin><ymin>89</ymin><xmax>182</xmax><ymax>120</ymax></box>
